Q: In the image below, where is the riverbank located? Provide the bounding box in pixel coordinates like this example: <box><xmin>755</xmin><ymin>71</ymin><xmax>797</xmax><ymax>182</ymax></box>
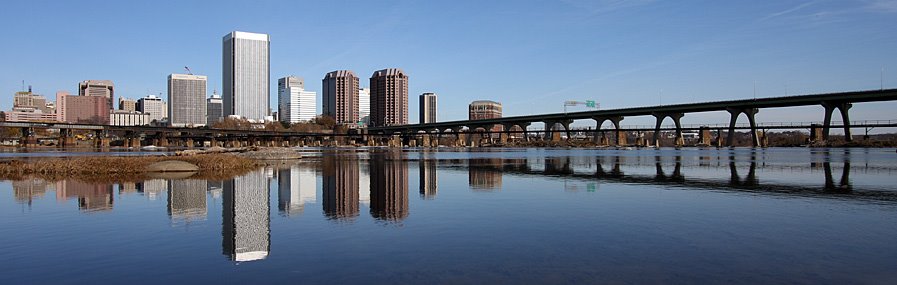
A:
<box><xmin>0</xmin><ymin>153</ymin><xmax>263</xmax><ymax>181</ymax></box>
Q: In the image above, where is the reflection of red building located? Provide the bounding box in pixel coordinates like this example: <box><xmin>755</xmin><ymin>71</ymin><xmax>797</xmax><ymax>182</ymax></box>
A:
<box><xmin>370</xmin><ymin>152</ymin><xmax>409</xmax><ymax>221</ymax></box>
<box><xmin>56</xmin><ymin>180</ymin><xmax>114</xmax><ymax>211</ymax></box>
<box><xmin>469</xmin><ymin>158</ymin><xmax>503</xmax><ymax>191</ymax></box>
<box><xmin>323</xmin><ymin>156</ymin><xmax>359</xmax><ymax>220</ymax></box>
<box><xmin>12</xmin><ymin>180</ymin><xmax>51</xmax><ymax>205</ymax></box>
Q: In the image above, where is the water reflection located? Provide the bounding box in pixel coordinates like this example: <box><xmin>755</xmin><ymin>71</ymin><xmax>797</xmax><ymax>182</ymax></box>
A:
<box><xmin>654</xmin><ymin>156</ymin><xmax>684</xmax><ymax>182</ymax></box>
<box><xmin>167</xmin><ymin>179</ymin><xmax>207</xmax><ymax>221</ymax></box>
<box><xmin>276</xmin><ymin>165</ymin><xmax>317</xmax><ymax>216</ymax></box>
<box><xmin>222</xmin><ymin>169</ymin><xmax>270</xmax><ymax>262</ymax></box>
<box><xmin>469</xmin><ymin>158</ymin><xmax>503</xmax><ymax>191</ymax></box>
<box><xmin>322</xmin><ymin>155</ymin><xmax>359</xmax><ymax>221</ymax></box>
<box><xmin>137</xmin><ymin>179</ymin><xmax>167</xmax><ymax>201</ymax></box>
<box><xmin>12</xmin><ymin>179</ymin><xmax>52</xmax><ymax>206</ymax></box>
<box><xmin>419</xmin><ymin>156</ymin><xmax>438</xmax><ymax>199</ymax></box>
<box><xmin>57</xmin><ymin>180</ymin><xmax>114</xmax><ymax>212</ymax></box>
<box><xmin>729</xmin><ymin>156</ymin><xmax>758</xmax><ymax>186</ymax></box>
<box><xmin>369</xmin><ymin>151</ymin><xmax>409</xmax><ymax>222</ymax></box>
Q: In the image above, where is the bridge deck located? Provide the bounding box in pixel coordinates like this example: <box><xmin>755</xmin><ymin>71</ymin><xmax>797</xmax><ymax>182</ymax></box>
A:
<box><xmin>370</xmin><ymin>88</ymin><xmax>897</xmax><ymax>132</ymax></box>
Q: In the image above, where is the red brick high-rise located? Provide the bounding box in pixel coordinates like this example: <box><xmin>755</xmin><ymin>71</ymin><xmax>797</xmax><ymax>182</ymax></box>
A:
<box><xmin>369</xmin><ymin>68</ymin><xmax>408</xmax><ymax>127</ymax></box>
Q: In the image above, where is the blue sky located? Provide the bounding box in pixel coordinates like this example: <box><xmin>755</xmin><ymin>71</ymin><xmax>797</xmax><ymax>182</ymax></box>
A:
<box><xmin>1</xmin><ymin>0</ymin><xmax>896</xmax><ymax>127</ymax></box>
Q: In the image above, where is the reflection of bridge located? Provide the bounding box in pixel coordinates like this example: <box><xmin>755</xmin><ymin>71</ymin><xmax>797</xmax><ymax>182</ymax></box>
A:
<box><xmin>442</xmin><ymin>156</ymin><xmax>897</xmax><ymax>202</ymax></box>
<box><xmin>368</xmin><ymin>89</ymin><xmax>897</xmax><ymax>147</ymax></box>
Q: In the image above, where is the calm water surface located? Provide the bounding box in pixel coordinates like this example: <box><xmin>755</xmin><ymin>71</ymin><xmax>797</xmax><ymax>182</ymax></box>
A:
<box><xmin>2</xmin><ymin>148</ymin><xmax>896</xmax><ymax>284</ymax></box>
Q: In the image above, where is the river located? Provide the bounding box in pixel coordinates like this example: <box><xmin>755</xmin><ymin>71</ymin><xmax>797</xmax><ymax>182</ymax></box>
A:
<box><xmin>1</xmin><ymin>147</ymin><xmax>896</xmax><ymax>284</ymax></box>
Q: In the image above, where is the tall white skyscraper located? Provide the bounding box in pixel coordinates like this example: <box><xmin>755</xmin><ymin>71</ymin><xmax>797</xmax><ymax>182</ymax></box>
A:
<box><xmin>223</xmin><ymin>31</ymin><xmax>270</xmax><ymax>122</ymax></box>
<box><xmin>358</xmin><ymin>87</ymin><xmax>370</xmax><ymax>126</ymax></box>
<box><xmin>168</xmin><ymin>74</ymin><xmax>207</xmax><ymax>127</ymax></box>
<box><xmin>278</xmin><ymin>76</ymin><xmax>317</xmax><ymax>123</ymax></box>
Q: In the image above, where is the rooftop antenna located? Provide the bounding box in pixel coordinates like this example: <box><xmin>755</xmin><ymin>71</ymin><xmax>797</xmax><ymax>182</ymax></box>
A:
<box><xmin>21</xmin><ymin>80</ymin><xmax>25</xmax><ymax>92</ymax></box>
<box><xmin>184</xmin><ymin>66</ymin><xmax>193</xmax><ymax>75</ymax></box>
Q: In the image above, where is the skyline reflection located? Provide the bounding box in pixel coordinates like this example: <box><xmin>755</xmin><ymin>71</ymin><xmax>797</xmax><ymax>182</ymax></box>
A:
<box><xmin>322</xmin><ymin>155</ymin><xmax>359</xmax><ymax>221</ymax></box>
<box><xmin>276</xmin><ymin>165</ymin><xmax>317</xmax><ymax>216</ymax></box>
<box><xmin>222</xmin><ymin>169</ymin><xmax>270</xmax><ymax>262</ymax></box>
<box><xmin>370</xmin><ymin>151</ymin><xmax>409</xmax><ymax>222</ymax></box>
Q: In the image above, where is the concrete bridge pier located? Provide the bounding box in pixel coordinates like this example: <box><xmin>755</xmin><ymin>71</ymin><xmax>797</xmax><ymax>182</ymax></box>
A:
<box><xmin>390</xmin><ymin>135</ymin><xmax>402</xmax><ymax>147</ymax></box>
<box><xmin>518</xmin><ymin>122</ymin><xmax>531</xmax><ymax>142</ymax></box>
<box><xmin>592</xmin><ymin>116</ymin><xmax>623</xmax><ymax>145</ymax></box>
<box><xmin>158</xmin><ymin>133</ymin><xmax>169</xmax><ymax>147</ymax></box>
<box><xmin>610</xmin><ymin>117</ymin><xmax>625</xmax><ymax>146</ymax></box>
<box><xmin>726</xmin><ymin>108</ymin><xmax>760</xmax><ymax>147</ymax></box>
<box><xmin>466</xmin><ymin>127</ymin><xmax>479</xmax><ymax>147</ymax></box>
<box><xmin>634</xmin><ymin>131</ymin><xmax>646</xmax><ymax>147</ymax></box>
<box><xmin>58</xmin><ymin>129</ymin><xmax>75</xmax><ymax>148</ymax></box>
<box><xmin>760</xmin><ymin>130</ymin><xmax>769</xmax><ymax>148</ymax></box>
<box><xmin>822</xmin><ymin>102</ymin><xmax>852</xmax><ymax>142</ymax></box>
<box><xmin>421</xmin><ymin>132</ymin><xmax>432</xmax><ymax>147</ymax></box>
<box><xmin>125</xmin><ymin>131</ymin><xmax>141</xmax><ymax>148</ymax></box>
<box><xmin>500</xmin><ymin>124</ymin><xmax>514</xmax><ymax>144</ymax></box>
<box><xmin>432</xmin><ymin>132</ymin><xmax>441</xmax><ymax>147</ymax></box>
<box><xmin>130</xmin><ymin>137</ymin><xmax>142</xmax><ymax>148</ymax></box>
<box><xmin>714</xmin><ymin>128</ymin><xmax>724</xmax><ymax>147</ymax></box>
<box><xmin>699</xmin><ymin>126</ymin><xmax>712</xmax><ymax>146</ymax></box>
<box><xmin>449</xmin><ymin>128</ymin><xmax>462</xmax><ymax>147</ymax></box>
<box><xmin>20</xmin><ymin>127</ymin><xmax>37</xmax><ymax>148</ymax></box>
<box><xmin>94</xmin><ymin>130</ymin><xmax>111</xmax><ymax>148</ymax></box>
<box><xmin>544</xmin><ymin>120</ymin><xmax>572</xmax><ymax>142</ymax></box>
<box><xmin>651</xmin><ymin>113</ymin><xmax>684</xmax><ymax>147</ymax></box>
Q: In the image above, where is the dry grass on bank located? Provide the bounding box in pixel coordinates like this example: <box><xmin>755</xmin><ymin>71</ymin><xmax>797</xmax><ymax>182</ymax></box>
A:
<box><xmin>0</xmin><ymin>154</ymin><xmax>261</xmax><ymax>181</ymax></box>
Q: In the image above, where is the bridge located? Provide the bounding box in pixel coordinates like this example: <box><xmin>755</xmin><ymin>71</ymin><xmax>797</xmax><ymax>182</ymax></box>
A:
<box><xmin>0</xmin><ymin>121</ymin><xmax>348</xmax><ymax>148</ymax></box>
<box><xmin>2</xmin><ymin>88</ymin><xmax>896</xmax><ymax>148</ymax></box>
<box><xmin>368</xmin><ymin>88</ymin><xmax>897</xmax><ymax>147</ymax></box>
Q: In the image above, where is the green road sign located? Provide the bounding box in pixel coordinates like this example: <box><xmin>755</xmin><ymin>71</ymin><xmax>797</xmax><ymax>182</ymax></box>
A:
<box><xmin>586</xmin><ymin>100</ymin><xmax>596</xmax><ymax>108</ymax></box>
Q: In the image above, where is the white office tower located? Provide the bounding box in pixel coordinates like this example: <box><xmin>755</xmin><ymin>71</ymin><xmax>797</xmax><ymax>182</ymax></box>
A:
<box><xmin>278</xmin><ymin>76</ymin><xmax>317</xmax><ymax>123</ymax></box>
<box><xmin>359</xmin><ymin>87</ymin><xmax>370</xmax><ymax>126</ymax></box>
<box><xmin>168</xmin><ymin>74</ymin><xmax>208</xmax><ymax>127</ymax></box>
<box><xmin>137</xmin><ymin>95</ymin><xmax>168</xmax><ymax>123</ymax></box>
<box><xmin>223</xmin><ymin>169</ymin><xmax>270</xmax><ymax>262</ymax></box>
<box><xmin>223</xmin><ymin>31</ymin><xmax>270</xmax><ymax>122</ymax></box>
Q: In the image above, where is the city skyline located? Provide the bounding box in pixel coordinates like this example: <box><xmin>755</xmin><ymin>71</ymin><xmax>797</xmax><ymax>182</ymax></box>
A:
<box><xmin>1</xmin><ymin>1</ymin><xmax>896</xmax><ymax>127</ymax></box>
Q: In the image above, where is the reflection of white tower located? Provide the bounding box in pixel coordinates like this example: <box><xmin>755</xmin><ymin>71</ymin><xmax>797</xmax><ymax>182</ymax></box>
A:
<box><xmin>223</xmin><ymin>169</ymin><xmax>270</xmax><ymax>262</ymax></box>
<box><xmin>168</xmin><ymin>179</ymin><xmax>208</xmax><ymax>221</ymax></box>
<box><xmin>420</xmin><ymin>159</ymin><xmax>438</xmax><ymax>199</ymax></box>
<box><xmin>139</xmin><ymin>179</ymin><xmax>167</xmax><ymax>201</ymax></box>
<box><xmin>359</xmin><ymin>163</ymin><xmax>371</xmax><ymax>205</ymax></box>
<box><xmin>208</xmin><ymin>181</ymin><xmax>223</xmax><ymax>199</ymax></box>
<box><xmin>277</xmin><ymin>165</ymin><xmax>318</xmax><ymax>215</ymax></box>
